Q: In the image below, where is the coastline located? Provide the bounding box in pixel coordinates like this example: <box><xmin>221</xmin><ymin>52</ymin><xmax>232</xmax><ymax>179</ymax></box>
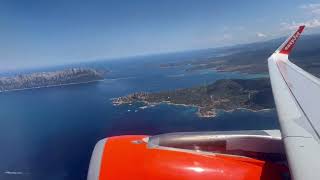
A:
<box><xmin>112</xmin><ymin>99</ymin><xmax>273</xmax><ymax>118</ymax></box>
<box><xmin>0</xmin><ymin>79</ymin><xmax>106</xmax><ymax>93</ymax></box>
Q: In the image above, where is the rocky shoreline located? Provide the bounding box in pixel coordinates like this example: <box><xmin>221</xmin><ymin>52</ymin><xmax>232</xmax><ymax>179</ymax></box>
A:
<box><xmin>112</xmin><ymin>78</ymin><xmax>275</xmax><ymax>118</ymax></box>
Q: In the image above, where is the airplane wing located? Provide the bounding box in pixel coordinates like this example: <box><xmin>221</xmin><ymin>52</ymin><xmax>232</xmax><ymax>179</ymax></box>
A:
<box><xmin>268</xmin><ymin>25</ymin><xmax>320</xmax><ymax>179</ymax></box>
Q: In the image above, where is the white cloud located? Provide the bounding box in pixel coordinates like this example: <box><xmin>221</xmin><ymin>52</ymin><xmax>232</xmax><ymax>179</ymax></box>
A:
<box><xmin>281</xmin><ymin>19</ymin><xmax>320</xmax><ymax>30</ymax></box>
<box><xmin>222</xmin><ymin>33</ymin><xmax>232</xmax><ymax>40</ymax></box>
<box><xmin>300</xmin><ymin>3</ymin><xmax>320</xmax><ymax>9</ymax></box>
<box><xmin>256</xmin><ymin>32</ymin><xmax>267</xmax><ymax>38</ymax></box>
<box><xmin>220</xmin><ymin>26</ymin><xmax>245</xmax><ymax>32</ymax></box>
<box><xmin>300</xmin><ymin>3</ymin><xmax>320</xmax><ymax>15</ymax></box>
<box><xmin>192</xmin><ymin>33</ymin><xmax>234</xmax><ymax>48</ymax></box>
<box><xmin>280</xmin><ymin>3</ymin><xmax>320</xmax><ymax>31</ymax></box>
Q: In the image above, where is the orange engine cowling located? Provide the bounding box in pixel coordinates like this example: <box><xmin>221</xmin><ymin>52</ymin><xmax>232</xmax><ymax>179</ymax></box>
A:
<box><xmin>87</xmin><ymin>131</ymin><xmax>288</xmax><ymax>180</ymax></box>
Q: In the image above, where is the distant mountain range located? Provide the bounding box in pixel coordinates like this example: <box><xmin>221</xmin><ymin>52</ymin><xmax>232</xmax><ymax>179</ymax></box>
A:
<box><xmin>161</xmin><ymin>34</ymin><xmax>320</xmax><ymax>76</ymax></box>
<box><xmin>0</xmin><ymin>68</ymin><xmax>105</xmax><ymax>92</ymax></box>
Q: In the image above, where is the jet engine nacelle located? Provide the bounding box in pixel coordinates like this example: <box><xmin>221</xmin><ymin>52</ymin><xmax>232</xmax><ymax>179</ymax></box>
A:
<box><xmin>88</xmin><ymin>130</ymin><xmax>288</xmax><ymax>180</ymax></box>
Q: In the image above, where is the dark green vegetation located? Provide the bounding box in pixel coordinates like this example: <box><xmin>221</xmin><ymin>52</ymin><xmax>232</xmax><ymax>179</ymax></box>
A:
<box><xmin>160</xmin><ymin>34</ymin><xmax>320</xmax><ymax>76</ymax></box>
<box><xmin>113</xmin><ymin>78</ymin><xmax>275</xmax><ymax>117</ymax></box>
<box><xmin>0</xmin><ymin>68</ymin><xmax>105</xmax><ymax>92</ymax></box>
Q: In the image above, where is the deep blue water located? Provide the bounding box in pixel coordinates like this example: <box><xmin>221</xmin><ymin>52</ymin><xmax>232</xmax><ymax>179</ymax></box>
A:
<box><xmin>0</xmin><ymin>53</ymin><xmax>279</xmax><ymax>180</ymax></box>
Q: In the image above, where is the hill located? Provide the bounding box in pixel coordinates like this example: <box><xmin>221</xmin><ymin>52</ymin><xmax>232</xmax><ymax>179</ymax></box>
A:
<box><xmin>161</xmin><ymin>34</ymin><xmax>320</xmax><ymax>76</ymax></box>
<box><xmin>113</xmin><ymin>78</ymin><xmax>274</xmax><ymax>118</ymax></box>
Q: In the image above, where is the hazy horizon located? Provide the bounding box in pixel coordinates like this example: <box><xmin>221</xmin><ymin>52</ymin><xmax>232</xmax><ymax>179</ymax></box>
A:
<box><xmin>2</xmin><ymin>31</ymin><xmax>320</xmax><ymax>73</ymax></box>
<box><xmin>1</xmin><ymin>0</ymin><xmax>320</xmax><ymax>71</ymax></box>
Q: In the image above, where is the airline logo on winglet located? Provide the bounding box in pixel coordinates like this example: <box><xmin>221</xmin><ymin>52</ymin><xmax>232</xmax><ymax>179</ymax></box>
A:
<box><xmin>279</xmin><ymin>25</ymin><xmax>305</xmax><ymax>55</ymax></box>
<box><xmin>284</xmin><ymin>31</ymin><xmax>300</xmax><ymax>51</ymax></box>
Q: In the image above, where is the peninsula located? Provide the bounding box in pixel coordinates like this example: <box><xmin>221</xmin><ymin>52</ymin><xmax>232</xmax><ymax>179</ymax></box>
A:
<box><xmin>0</xmin><ymin>68</ymin><xmax>105</xmax><ymax>92</ymax></box>
<box><xmin>112</xmin><ymin>78</ymin><xmax>275</xmax><ymax>117</ymax></box>
<box><xmin>159</xmin><ymin>34</ymin><xmax>320</xmax><ymax>76</ymax></box>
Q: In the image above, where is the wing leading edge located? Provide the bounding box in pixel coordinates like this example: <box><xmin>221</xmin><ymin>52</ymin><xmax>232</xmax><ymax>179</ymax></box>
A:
<box><xmin>268</xmin><ymin>26</ymin><xmax>320</xmax><ymax>179</ymax></box>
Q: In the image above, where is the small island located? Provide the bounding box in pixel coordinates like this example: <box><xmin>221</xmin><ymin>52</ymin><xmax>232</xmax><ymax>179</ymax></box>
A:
<box><xmin>0</xmin><ymin>68</ymin><xmax>105</xmax><ymax>92</ymax></box>
<box><xmin>112</xmin><ymin>78</ymin><xmax>275</xmax><ymax>118</ymax></box>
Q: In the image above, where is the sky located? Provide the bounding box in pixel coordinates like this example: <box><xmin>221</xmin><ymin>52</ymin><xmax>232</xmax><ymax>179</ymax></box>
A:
<box><xmin>1</xmin><ymin>0</ymin><xmax>320</xmax><ymax>71</ymax></box>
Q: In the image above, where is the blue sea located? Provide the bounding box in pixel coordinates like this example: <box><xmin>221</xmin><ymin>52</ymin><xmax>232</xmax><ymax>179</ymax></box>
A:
<box><xmin>0</xmin><ymin>52</ymin><xmax>279</xmax><ymax>180</ymax></box>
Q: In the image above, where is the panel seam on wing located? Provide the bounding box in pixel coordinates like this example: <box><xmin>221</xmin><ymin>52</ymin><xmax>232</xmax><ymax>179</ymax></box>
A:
<box><xmin>275</xmin><ymin>60</ymin><xmax>320</xmax><ymax>140</ymax></box>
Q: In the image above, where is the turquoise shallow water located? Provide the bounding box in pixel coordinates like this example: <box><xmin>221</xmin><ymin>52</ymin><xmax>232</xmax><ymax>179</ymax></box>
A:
<box><xmin>0</xmin><ymin>53</ymin><xmax>279</xmax><ymax>180</ymax></box>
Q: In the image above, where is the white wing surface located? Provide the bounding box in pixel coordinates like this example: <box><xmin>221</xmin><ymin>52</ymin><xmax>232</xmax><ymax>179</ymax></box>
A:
<box><xmin>268</xmin><ymin>25</ymin><xmax>320</xmax><ymax>179</ymax></box>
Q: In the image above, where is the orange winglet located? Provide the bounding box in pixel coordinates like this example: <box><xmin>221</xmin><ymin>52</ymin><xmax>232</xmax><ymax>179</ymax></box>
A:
<box><xmin>278</xmin><ymin>25</ymin><xmax>305</xmax><ymax>55</ymax></box>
